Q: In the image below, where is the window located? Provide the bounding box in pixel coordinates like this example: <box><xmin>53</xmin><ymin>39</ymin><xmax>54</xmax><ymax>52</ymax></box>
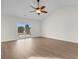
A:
<box><xmin>17</xmin><ymin>22</ymin><xmax>32</xmax><ymax>39</ymax></box>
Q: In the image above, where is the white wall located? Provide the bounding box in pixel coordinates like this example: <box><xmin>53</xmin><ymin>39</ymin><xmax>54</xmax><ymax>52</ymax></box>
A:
<box><xmin>1</xmin><ymin>7</ymin><xmax>78</xmax><ymax>43</ymax></box>
<box><xmin>42</xmin><ymin>7</ymin><xmax>78</xmax><ymax>43</ymax></box>
<box><xmin>1</xmin><ymin>16</ymin><xmax>41</xmax><ymax>42</ymax></box>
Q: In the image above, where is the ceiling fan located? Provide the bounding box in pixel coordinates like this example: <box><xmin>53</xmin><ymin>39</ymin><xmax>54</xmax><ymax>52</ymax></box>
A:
<box><xmin>30</xmin><ymin>0</ymin><xmax>48</xmax><ymax>15</ymax></box>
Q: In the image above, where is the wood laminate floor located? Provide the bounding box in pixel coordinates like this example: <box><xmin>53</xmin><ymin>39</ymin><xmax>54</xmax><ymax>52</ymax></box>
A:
<box><xmin>1</xmin><ymin>37</ymin><xmax>78</xmax><ymax>59</ymax></box>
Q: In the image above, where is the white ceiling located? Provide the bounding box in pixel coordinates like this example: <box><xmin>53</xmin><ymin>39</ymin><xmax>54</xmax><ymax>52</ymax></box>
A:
<box><xmin>1</xmin><ymin>0</ymin><xmax>77</xmax><ymax>20</ymax></box>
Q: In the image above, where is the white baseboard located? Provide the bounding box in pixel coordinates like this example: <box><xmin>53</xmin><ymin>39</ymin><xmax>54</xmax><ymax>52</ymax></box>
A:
<box><xmin>1</xmin><ymin>36</ymin><xmax>41</xmax><ymax>42</ymax></box>
<box><xmin>42</xmin><ymin>35</ymin><xmax>78</xmax><ymax>43</ymax></box>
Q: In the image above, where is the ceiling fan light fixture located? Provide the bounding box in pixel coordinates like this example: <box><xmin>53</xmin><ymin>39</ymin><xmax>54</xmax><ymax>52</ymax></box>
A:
<box><xmin>36</xmin><ymin>9</ymin><xmax>41</xmax><ymax>13</ymax></box>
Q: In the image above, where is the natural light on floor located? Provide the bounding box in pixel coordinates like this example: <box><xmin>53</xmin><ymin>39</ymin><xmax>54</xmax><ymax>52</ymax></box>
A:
<box><xmin>13</xmin><ymin>38</ymin><xmax>33</xmax><ymax>56</ymax></box>
<box><xmin>28</xmin><ymin>56</ymin><xmax>63</xmax><ymax>59</ymax></box>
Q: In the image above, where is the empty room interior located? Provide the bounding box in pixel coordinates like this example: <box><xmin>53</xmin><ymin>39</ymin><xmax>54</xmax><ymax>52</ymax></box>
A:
<box><xmin>1</xmin><ymin>0</ymin><xmax>78</xmax><ymax>59</ymax></box>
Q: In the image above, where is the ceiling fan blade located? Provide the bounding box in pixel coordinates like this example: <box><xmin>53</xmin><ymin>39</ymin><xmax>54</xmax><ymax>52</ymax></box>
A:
<box><xmin>40</xmin><ymin>6</ymin><xmax>45</xmax><ymax>9</ymax></box>
<box><xmin>30</xmin><ymin>5</ymin><xmax>36</xmax><ymax>9</ymax></box>
<box><xmin>29</xmin><ymin>11</ymin><xmax>35</xmax><ymax>13</ymax></box>
<box><xmin>41</xmin><ymin>11</ymin><xmax>48</xmax><ymax>13</ymax></box>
